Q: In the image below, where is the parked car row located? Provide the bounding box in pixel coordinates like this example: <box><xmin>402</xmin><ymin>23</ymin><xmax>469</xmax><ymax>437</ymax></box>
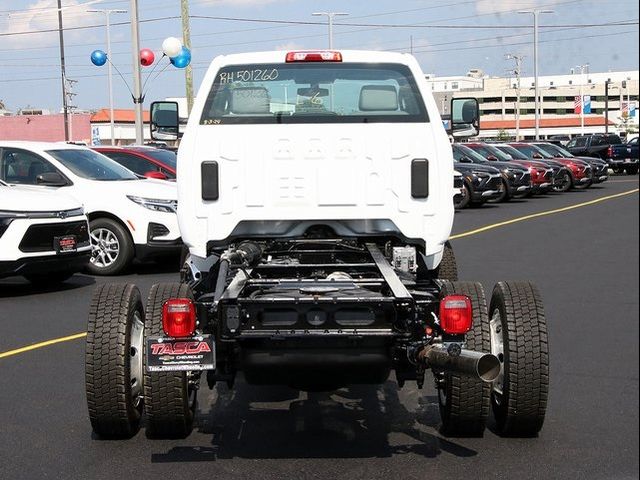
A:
<box><xmin>0</xmin><ymin>142</ymin><xmax>181</xmax><ymax>283</ymax></box>
<box><xmin>452</xmin><ymin>140</ymin><xmax>619</xmax><ymax>210</ymax></box>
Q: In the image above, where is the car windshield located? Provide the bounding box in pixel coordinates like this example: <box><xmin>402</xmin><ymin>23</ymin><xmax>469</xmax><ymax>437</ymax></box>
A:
<box><xmin>470</xmin><ymin>144</ymin><xmax>513</xmax><ymax>162</ymax></box>
<box><xmin>134</xmin><ymin>148</ymin><xmax>177</xmax><ymax>169</ymax></box>
<box><xmin>496</xmin><ymin>145</ymin><xmax>529</xmax><ymax>160</ymax></box>
<box><xmin>538</xmin><ymin>143</ymin><xmax>574</xmax><ymax>157</ymax></box>
<box><xmin>47</xmin><ymin>149</ymin><xmax>138</xmax><ymax>181</ymax></box>
<box><xmin>513</xmin><ymin>144</ymin><xmax>554</xmax><ymax>159</ymax></box>
<box><xmin>454</xmin><ymin>144</ymin><xmax>488</xmax><ymax>163</ymax></box>
<box><xmin>200</xmin><ymin>62</ymin><xmax>428</xmax><ymax>124</ymax></box>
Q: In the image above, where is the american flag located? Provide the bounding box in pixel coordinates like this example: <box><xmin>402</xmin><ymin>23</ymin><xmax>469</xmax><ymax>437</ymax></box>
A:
<box><xmin>574</xmin><ymin>96</ymin><xmax>582</xmax><ymax>114</ymax></box>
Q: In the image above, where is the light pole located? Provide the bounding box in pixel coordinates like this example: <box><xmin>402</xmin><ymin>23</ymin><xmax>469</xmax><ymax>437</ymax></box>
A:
<box><xmin>519</xmin><ymin>9</ymin><xmax>553</xmax><ymax>140</ymax></box>
<box><xmin>130</xmin><ymin>0</ymin><xmax>144</xmax><ymax>144</ymax></box>
<box><xmin>88</xmin><ymin>8</ymin><xmax>127</xmax><ymax>146</ymax></box>
<box><xmin>57</xmin><ymin>0</ymin><xmax>69</xmax><ymax>141</ymax></box>
<box><xmin>312</xmin><ymin>12</ymin><xmax>349</xmax><ymax>49</ymax></box>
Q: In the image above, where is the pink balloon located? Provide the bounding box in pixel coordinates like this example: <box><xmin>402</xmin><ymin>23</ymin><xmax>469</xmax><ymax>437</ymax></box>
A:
<box><xmin>140</xmin><ymin>48</ymin><xmax>155</xmax><ymax>67</ymax></box>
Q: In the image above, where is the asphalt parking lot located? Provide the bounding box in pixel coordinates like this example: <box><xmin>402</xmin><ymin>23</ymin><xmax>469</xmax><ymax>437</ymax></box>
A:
<box><xmin>0</xmin><ymin>178</ymin><xmax>638</xmax><ymax>480</ymax></box>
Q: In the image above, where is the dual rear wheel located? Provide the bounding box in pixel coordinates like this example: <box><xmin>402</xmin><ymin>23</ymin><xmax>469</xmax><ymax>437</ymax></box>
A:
<box><xmin>85</xmin><ymin>282</ymin><xmax>197</xmax><ymax>439</ymax></box>
<box><xmin>436</xmin><ymin>281</ymin><xmax>549</xmax><ymax>437</ymax></box>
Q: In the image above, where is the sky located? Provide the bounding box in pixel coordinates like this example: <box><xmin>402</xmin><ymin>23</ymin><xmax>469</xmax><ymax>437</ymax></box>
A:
<box><xmin>0</xmin><ymin>0</ymin><xmax>638</xmax><ymax>113</ymax></box>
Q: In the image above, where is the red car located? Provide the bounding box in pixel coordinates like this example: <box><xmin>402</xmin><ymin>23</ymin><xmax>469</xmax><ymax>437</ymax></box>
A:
<box><xmin>93</xmin><ymin>146</ymin><xmax>177</xmax><ymax>180</ymax></box>
<box><xmin>507</xmin><ymin>143</ymin><xmax>592</xmax><ymax>189</ymax></box>
<box><xmin>465</xmin><ymin>142</ymin><xmax>554</xmax><ymax>194</ymax></box>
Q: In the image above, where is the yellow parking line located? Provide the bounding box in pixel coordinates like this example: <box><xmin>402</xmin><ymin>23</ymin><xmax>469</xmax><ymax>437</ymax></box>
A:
<box><xmin>451</xmin><ymin>188</ymin><xmax>639</xmax><ymax>241</ymax></box>
<box><xmin>1</xmin><ymin>187</ymin><xmax>638</xmax><ymax>361</ymax></box>
<box><xmin>0</xmin><ymin>332</ymin><xmax>87</xmax><ymax>360</ymax></box>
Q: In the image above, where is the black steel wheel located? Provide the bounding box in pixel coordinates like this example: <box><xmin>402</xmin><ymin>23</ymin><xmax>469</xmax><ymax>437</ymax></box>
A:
<box><xmin>489</xmin><ymin>281</ymin><xmax>549</xmax><ymax>437</ymax></box>
<box><xmin>85</xmin><ymin>284</ymin><xmax>145</xmax><ymax>438</ymax></box>
<box><xmin>144</xmin><ymin>283</ymin><xmax>198</xmax><ymax>439</ymax></box>
<box><xmin>436</xmin><ymin>281</ymin><xmax>490</xmax><ymax>437</ymax></box>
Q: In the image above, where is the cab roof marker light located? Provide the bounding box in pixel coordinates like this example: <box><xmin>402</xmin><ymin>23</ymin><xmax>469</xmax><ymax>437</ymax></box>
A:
<box><xmin>286</xmin><ymin>51</ymin><xmax>343</xmax><ymax>63</ymax></box>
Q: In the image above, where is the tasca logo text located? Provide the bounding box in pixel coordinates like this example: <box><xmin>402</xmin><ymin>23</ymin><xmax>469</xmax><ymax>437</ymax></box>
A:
<box><xmin>150</xmin><ymin>342</ymin><xmax>211</xmax><ymax>356</ymax></box>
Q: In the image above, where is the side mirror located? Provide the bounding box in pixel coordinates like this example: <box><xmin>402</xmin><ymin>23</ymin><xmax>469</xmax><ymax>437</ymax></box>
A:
<box><xmin>145</xmin><ymin>171</ymin><xmax>168</xmax><ymax>180</ymax></box>
<box><xmin>36</xmin><ymin>172</ymin><xmax>68</xmax><ymax>187</ymax></box>
<box><xmin>487</xmin><ymin>155</ymin><xmax>498</xmax><ymax>162</ymax></box>
<box><xmin>532</xmin><ymin>153</ymin><xmax>543</xmax><ymax>159</ymax></box>
<box><xmin>450</xmin><ymin>98</ymin><xmax>480</xmax><ymax>138</ymax></box>
<box><xmin>150</xmin><ymin>101</ymin><xmax>180</xmax><ymax>141</ymax></box>
<box><xmin>460</xmin><ymin>156</ymin><xmax>473</xmax><ymax>163</ymax></box>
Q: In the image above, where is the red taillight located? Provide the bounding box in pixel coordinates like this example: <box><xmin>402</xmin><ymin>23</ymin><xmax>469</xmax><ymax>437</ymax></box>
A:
<box><xmin>439</xmin><ymin>295</ymin><xmax>473</xmax><ymax>335</ymax></box>
<box><xmin>286</xmin><ymin>51</ymin><xmax>343</xmax><ymax>63</ymax></box>
<box><xmin>162</xmin><ymin>299</ymin><xmax>196</xmax><ymax>338</ymax></box>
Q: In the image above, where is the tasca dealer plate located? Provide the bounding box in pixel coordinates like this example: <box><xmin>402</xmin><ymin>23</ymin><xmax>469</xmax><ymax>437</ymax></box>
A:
<box><xmin>146</xmin><ymin>335</ymin><xmax>215</xmax><ymax>372</ymax></box>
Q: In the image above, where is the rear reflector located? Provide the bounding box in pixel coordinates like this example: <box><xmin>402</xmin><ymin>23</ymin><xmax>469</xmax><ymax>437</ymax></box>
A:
<box><xmin>286</xmin><ymin>51</ymin><xmax>343</xmax><ymax>63</ymax></box>
<box><xmin>162</xmin><ymin>298</ymin><xmax>196</xmax><ymax>338</ymax></box>
<box><xmin>439</xmin><ymin>295</ymin><xmax>473</xmax><ymax>335</ymax></box>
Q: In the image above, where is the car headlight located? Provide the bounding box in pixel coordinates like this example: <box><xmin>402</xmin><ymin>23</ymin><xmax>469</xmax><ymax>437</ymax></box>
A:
<box><xmin>127</xmin><ymin>196</ymin><xmax>177</xmax><ymax>214</ymax></box>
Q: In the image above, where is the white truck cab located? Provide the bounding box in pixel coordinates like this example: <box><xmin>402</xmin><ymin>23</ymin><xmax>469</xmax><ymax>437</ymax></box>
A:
<box><xmin>86</xmin><ymin>51</ymin><xmax>548</xmax><ymax>442</ymax></box>
<box><xmin>173</xmin><ymin>50</ymin><xmax>470</xmax><ymax>269</ymax></box>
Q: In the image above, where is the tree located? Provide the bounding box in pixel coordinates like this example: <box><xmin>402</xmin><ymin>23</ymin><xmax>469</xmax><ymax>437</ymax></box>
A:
<box><xmin>617</xmin><ymin>112</ymin><xmax>639</xmax><ymax>136</ymax></box>
<box><xmin>496</xmin><ymin>128</ymin><xmax>511</xmax><ymax>141</ymax></box>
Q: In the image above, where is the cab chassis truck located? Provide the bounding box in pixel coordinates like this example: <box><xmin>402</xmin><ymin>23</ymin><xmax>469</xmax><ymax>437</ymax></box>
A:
<box><xmin>85</xmin><ymin>50</ymin><xmax>548</xmax><ymax>440</ymax></box>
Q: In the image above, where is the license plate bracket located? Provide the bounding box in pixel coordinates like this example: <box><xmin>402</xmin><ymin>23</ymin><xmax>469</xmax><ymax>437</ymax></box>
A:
<box><xmin>146</xmin><ymin>335</ymin><xmax>215</xmax><ymax>372</ymax></box>
<box><xmin>55</xmin><ymin>235</ymin><xmax>77</xmax><ymax>253</ymax></box>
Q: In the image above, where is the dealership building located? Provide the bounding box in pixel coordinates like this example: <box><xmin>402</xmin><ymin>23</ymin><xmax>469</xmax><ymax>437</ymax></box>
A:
<box><xmin>428</xmin><ymin>69</ymin><xmax>639</xmax><ymax>139</ymax></box>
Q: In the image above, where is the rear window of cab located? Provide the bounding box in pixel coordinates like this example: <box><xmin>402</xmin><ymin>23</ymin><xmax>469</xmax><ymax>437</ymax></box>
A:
<box><xmin>200</xmin><ymin>62</ymin><xmax>429</xmax><ymax>125</ymax></box>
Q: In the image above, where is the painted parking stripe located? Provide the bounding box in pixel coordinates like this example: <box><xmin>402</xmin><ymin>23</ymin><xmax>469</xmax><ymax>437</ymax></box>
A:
<box><xmin>1</xmin><ymin>188</ymin><xmax>638</xmax><ymax>360</ymax></box>
<box><xmin>450</xmin><ymin>188</ymin><xmax>639</xmax><ymax>241</ymax></box>
<box><xmin>0</xmin><ymin>332</ymin><xmax>87</xmax><ymax>360</ymax></box>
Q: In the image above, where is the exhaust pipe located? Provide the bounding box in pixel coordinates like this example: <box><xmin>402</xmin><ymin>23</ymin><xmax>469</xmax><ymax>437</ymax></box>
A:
<box><xmin>419</xmin><ymin>345</ymin><xmax>501</xmax><ymax>383</ymax></box>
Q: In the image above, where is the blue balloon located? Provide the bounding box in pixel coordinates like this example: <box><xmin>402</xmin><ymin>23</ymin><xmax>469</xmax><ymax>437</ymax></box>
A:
<box><xmin>170</xmin><ymin>47</ymin><xmax>191</xmax><ymax>69</ymax></box>
<box><xmin>91</xmin><ymin>50</ymin><xmax>108</xmax><ymax>67</ymax></box>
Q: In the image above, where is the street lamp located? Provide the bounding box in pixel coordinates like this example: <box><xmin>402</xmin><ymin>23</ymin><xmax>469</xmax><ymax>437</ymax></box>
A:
<box><xmin>312</xmin><ymin>12</ymin><xmax>349</xmax><ymax>49</ymax></box>
<box><xmin>88</xmin><ymin>8</ymin><xmax>127</xmax><ymax>146</ymax></box>
<box><xmin>519</xmin><ymin>9</ymin><xmax>554</xmax><ymax>140</ymax></box>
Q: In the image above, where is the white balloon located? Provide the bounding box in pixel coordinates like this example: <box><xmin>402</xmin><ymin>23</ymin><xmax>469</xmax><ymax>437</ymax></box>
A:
<box><xmin>162</xmin><ymin>37</ymin><xmax>183</xmax><ymax>58</ymax></box>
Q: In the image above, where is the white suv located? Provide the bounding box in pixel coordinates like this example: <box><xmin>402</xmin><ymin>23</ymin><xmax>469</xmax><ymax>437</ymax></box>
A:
<box><xmin>0</xmin><ymin>180</ymin><xmax>91</xmax><ymax>283</ymax></box>
<box><xmin>0</xmin><ymin>142</ymin><xmax>181</xmax><ymax>275</ymax></box>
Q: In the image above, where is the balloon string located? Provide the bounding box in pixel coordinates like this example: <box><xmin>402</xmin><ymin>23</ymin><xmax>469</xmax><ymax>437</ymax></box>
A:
<box><xmin>141</xmin><ymin>54</ymin><xmax>166</xmax><ymax>95</ymax></box>
<box><xmin>143</xmin><ymin>61</ymin><xmax>172</xmax><ymax>98</ymax></box>
<box><xmin>108</xmin><ymin>59</ymin><xmax>135</xmax><ymax>99</ymax></box>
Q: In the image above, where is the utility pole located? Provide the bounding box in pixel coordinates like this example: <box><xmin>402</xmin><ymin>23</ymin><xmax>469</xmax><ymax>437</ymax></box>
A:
<box><xmin>130</xmin><ymin>0</ymin><xmax>144</xmax><ymax>144</ymax></box>
<box><xmin>506</xmin><ymin>53</ymin><xmax>524</xmax><ymax>141</ymax></box>
<box><xmin>181</xmin><ymin>0</ymin><xmax>194</xmax><ymax>115</ymax></box>
<box><xmin>605</xmin><ymin>79</ymin><xmax>610</xmax><ymax>134</ymax></box>
<box><xmin>312</xmin><ymin>12</ymin><xmax>349</xmax><ymax>49</ymax></box>
<box><xmin>519</xmin><ymin>9</ymin><xmax>553</xmax><ymax>140</ymax></box>
<box><xmin>57</xmin><ymin>0</ymin><xmax>69</xmax><ymax>141</ymax></box>
<box><xmin>88</xmin><ymin>8</ymin><xmax>127</xmax><ymax>145</ymax></box>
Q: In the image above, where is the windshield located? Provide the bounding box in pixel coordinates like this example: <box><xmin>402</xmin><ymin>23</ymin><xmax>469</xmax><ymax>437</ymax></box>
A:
<box><xmin>134</xmin><ymin>149</ymin><xmax>177</xmax><ymax>169</ymax></box>
<box><xmin>496</xmin><ymin>145</ymin><xmax>529</xmax><ymax>160</ymax></box>
<box><xmin>47</xmin><ymin>149</ymin><xmax>138</xmax><ymax>181</ymax></box>
<box><xmin>201</xmin><ymin>62</ymin><xmax>428</xmax><ymax>125</ymax></box>
<box><xmin>453</xmin><ymin>144</ymin><xmax>488</xmax><ymax>163</ymax></box>
<box><xmin>469</xmin><ymin>144</ymin><xmax>513</xmax><ymax>162</ymax></box>
<box><xmin>538</xmin><ymin>143</ymin><xmax>573</xmax><ymax>157</ymax></box>
<box><xmin>513</xmin><ymin>144</ymin><xmax>554</xmax><ymax>159</ymax></box>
